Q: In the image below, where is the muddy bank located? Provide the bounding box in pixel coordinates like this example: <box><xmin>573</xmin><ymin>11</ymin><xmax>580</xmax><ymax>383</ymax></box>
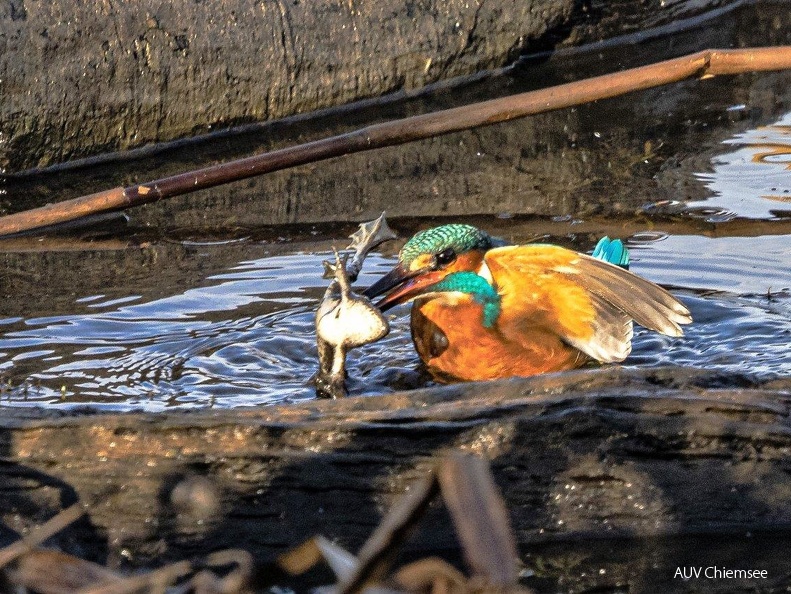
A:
<box><xmin>1</xmin><ymin>366</ymin><xmax>790</xmax><ymax>590</ymax></box>
<box><xmin>1</xmin><ymin>0</ymin><xmax>750</xmax><ymax>174</ymax></box>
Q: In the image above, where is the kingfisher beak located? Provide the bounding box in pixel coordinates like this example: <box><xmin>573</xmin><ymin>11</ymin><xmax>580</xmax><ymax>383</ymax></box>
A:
<box><xmin>363</xmin><ymin>263</ymin><xmax>414</xmax><ymax>299</ymax></box>
<box><xmin>364</xmin><ymin>264</ymin><xmax>444</xmax><ymax>312</ymax></box>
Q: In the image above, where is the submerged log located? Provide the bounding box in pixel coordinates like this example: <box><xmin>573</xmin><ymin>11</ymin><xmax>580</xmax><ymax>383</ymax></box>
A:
<box><xmin>0</xmin><ymin>366</ymin><xmax>790</xmax><ymax>589</ymax></box>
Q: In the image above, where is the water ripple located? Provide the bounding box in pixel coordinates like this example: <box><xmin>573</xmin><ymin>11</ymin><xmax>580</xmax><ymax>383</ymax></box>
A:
<box><xmin>0</xmin><ymin>234</ymin><xmax>788</xmax><ymax>410</ymax></box>
<box><xmin>689</xmin><ymin>111</ymin><xmax>791</xmax><ymax>219</ymax></box>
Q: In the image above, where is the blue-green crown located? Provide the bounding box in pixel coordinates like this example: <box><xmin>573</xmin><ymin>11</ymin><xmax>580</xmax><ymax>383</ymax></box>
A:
<box><xmin>430</xmin><ymin>272</ymin><xmax>501</xmax><ymax>328</ymax></box>
<box><xmin>400</xmin><ymin>224</ymin><xmax>494</xmax><ymax>266</ymax></box>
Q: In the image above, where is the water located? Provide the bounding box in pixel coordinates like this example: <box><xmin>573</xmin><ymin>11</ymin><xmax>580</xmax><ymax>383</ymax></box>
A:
<box><xmin>627</xmin><ymin>235</ymin><xmax>791</xmax><ymax>378</ymax></box>
<box><xmin>687</xmin><ymin>111</ymin><xmax>791</xmax><ymax>220</ymax></box>
<box><xmin>0</xmin><ymin>247</ymin><xmax>420</xmax><ymax>409</ymax></box>
<box><xmin>0</xmin><ymin>210</ymin><xmax>789</xmax><ymax>410</ymax></box>
<box><xmin>3</xmin><ymin>105</ymin><xmax>791</xmax><ymax>409</ymax></box>
<box><xmin>1</xmin><ymin>0</ymin><xmax>790</xmax><ymax>410</ymax></box>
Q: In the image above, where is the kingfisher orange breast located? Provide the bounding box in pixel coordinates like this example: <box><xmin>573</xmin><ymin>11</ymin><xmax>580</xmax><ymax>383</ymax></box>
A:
<box><xmin>410</xmin><ymin>294</ymin><xmax>588</xmax><ymax>381</ymax></box>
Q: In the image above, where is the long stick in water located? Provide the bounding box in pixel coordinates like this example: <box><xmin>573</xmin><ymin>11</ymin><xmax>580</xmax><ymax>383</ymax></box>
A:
<box><xmin>2</xmin><ymin>46</ymin><xmax>791</xmax><ymax>237</ymax></box>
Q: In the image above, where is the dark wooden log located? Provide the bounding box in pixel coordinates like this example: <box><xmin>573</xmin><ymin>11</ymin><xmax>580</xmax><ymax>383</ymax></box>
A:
<box><xmin>2</xmin><ymin>0</ymin><xmax>751</xmax><ymax>175</ymax></box>
<box><xmin>0</xmin><ymin>366</ymin><xmax>790</xmax><ymax>592</ymax></box>
<box><xmin>1</xmin><ymin>0</ymin><xmax>575</xmax><ymax>174</ymax></box>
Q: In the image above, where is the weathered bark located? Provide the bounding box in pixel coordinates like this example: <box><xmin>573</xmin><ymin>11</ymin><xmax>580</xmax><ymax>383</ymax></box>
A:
<box><xmin>1</xmin><ymin>0</ymin><xmax>575</xmax><ymax>173</ymax></box>
<box><xmin>1</xmin><ymin>366</ymin><xmax>791</xmax><ymax>588</ymax></box>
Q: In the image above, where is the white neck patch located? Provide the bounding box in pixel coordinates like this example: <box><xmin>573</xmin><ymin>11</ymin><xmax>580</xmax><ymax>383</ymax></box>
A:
<box><xmin>477</xmin><ymin>260</ymin><xmax>493</xmax><ymax>284</ymax></box>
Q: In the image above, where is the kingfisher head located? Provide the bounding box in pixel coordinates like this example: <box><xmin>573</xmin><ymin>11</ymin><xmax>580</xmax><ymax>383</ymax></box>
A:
<box><xmin>364</xmin><ymin>224</ymin><xmax>502</xmax><ymax>312</ymax></box>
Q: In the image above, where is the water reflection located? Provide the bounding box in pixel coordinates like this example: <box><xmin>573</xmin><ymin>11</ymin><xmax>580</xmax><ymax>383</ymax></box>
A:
<box><xmin>690</xmin><ymin>111</ymin><xmax>791</xmax><ymax>219</ymax></box>
<box><xmin>0</xmin><ymin>230</ymin><xmax>788</xmax><ymax>410</ymax></box>
<box><xmin>0</xmin><ymin>253</ymin><xmax>418</xmax><ymax>410</ymax></box>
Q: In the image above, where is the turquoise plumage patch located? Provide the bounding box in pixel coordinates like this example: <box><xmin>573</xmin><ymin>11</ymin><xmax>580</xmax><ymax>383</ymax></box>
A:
<box><xmin>592</xmin><ymin>236</ymin><xmax>630</xmax><ymax>269</ymax></box>
<box><xmin>430</xmin><ymin>271</ymin><xmax>501</xmax><ymax>328</ymax></box>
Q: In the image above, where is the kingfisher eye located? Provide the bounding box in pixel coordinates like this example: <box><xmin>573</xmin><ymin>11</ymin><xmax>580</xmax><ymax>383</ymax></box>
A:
<box><xmin>434</xmin><ymin>248</ymin><xmax>457</xmax><ymax>267</ymax></box>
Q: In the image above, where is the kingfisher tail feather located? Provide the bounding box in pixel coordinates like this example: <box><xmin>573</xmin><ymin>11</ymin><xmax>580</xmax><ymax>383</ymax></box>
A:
<box><xmin>592</xmin><ymin>236</ymin><xmax>630</xmax><ymax>269</ymax></box>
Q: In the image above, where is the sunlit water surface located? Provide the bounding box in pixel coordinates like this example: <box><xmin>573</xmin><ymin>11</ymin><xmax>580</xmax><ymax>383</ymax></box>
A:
<box><xmin>2</xmin><ymin>109</ymin><xmax>791</xmax><ymax>410</ymax></box>
<box><xmin>0</xmin><ymin>231</ymin><xmax>788</xmax><ymax>411</ymax></box>
<box><xmin>689</xmin><ymin>111</ymin><xmax>791</xmax><ymax>220</ymax></box>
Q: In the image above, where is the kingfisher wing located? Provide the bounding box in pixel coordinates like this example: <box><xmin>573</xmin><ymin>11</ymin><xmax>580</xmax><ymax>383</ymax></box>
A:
<box><xmin>483</xmin><ymin>245</ymin><xmax>691</xmax><ymax>363</ymax></box>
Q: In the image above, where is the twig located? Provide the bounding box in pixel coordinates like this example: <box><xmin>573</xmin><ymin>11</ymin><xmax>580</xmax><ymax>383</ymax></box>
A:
<box><xmin>0</xmin><ymin>503</ymin><xmax>85</xmax><ymax>569</ymax></box>
<box><xmin>337</xmin><ymin>471</ymin><xmax>440</xmax><ymax>594</ymax></box>
<box><xmin>4</xmin><ymin>549</ymin><xmax>123</xmax><ymax>593</ymax></box>
<box><xmin>438</xmin><ymin>453</ymin><xmax>519</xmax><ymax>586</ymax></box>
<box><xmin>75</xmin><ymin>560</ymin><xmax>193</xmax><ymax>594</ymax></box>
<box><xmin>0</xmin><ymin>46</ymin><xmax>789</xmax><ymax>237</ymax></box>
<box><xmin>277</xmin><ymin>535</ymin><xmax>358</xmax><ymax>581</ymax></box>
<box><xmin>184</xmin><ymin>549</ymin><xmax>254</xmax><ymax>594</ymax></box>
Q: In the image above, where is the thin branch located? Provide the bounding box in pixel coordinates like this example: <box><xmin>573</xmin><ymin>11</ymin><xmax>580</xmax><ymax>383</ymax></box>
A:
<box><xmin>1</xmin><ymin>46</ymin><xmax>790</xmax><ymax>238</ymax></box>
<box><xmin>75</xmin><ymin>560</ymin><xmax>193</xmax><ymax>594</ymax></box>
<box><xmin>0</xmin><ymin>503</ymin><xmax>85</xmax><ymax>568</ymax></box>
<box><xmin>438</xmin><ymin>453</ymin><xmax>519</xmax><ymax>586</ymax></box>
<box><xmin>337</xmin><ymin>471</ymin><xmax>440</xmax><ymax>594</ymax></box>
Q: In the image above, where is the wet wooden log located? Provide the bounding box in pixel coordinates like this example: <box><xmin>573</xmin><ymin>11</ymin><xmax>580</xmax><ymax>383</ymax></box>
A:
<box><xmin>1</xmin><ymin>366</ymin><xmax>790</xmax><ymax>581</ymax></box>
<box><xmin>3</xmin><ymin>0</ymin><xmax>571</xmax><ymax>174</ymax></box>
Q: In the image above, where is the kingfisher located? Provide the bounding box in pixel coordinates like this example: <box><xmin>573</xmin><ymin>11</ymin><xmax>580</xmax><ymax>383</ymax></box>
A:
<box><xmin>364</xmin><ymin>224</ymin><xmax>691</xmax><ymax>382</ymax></box>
